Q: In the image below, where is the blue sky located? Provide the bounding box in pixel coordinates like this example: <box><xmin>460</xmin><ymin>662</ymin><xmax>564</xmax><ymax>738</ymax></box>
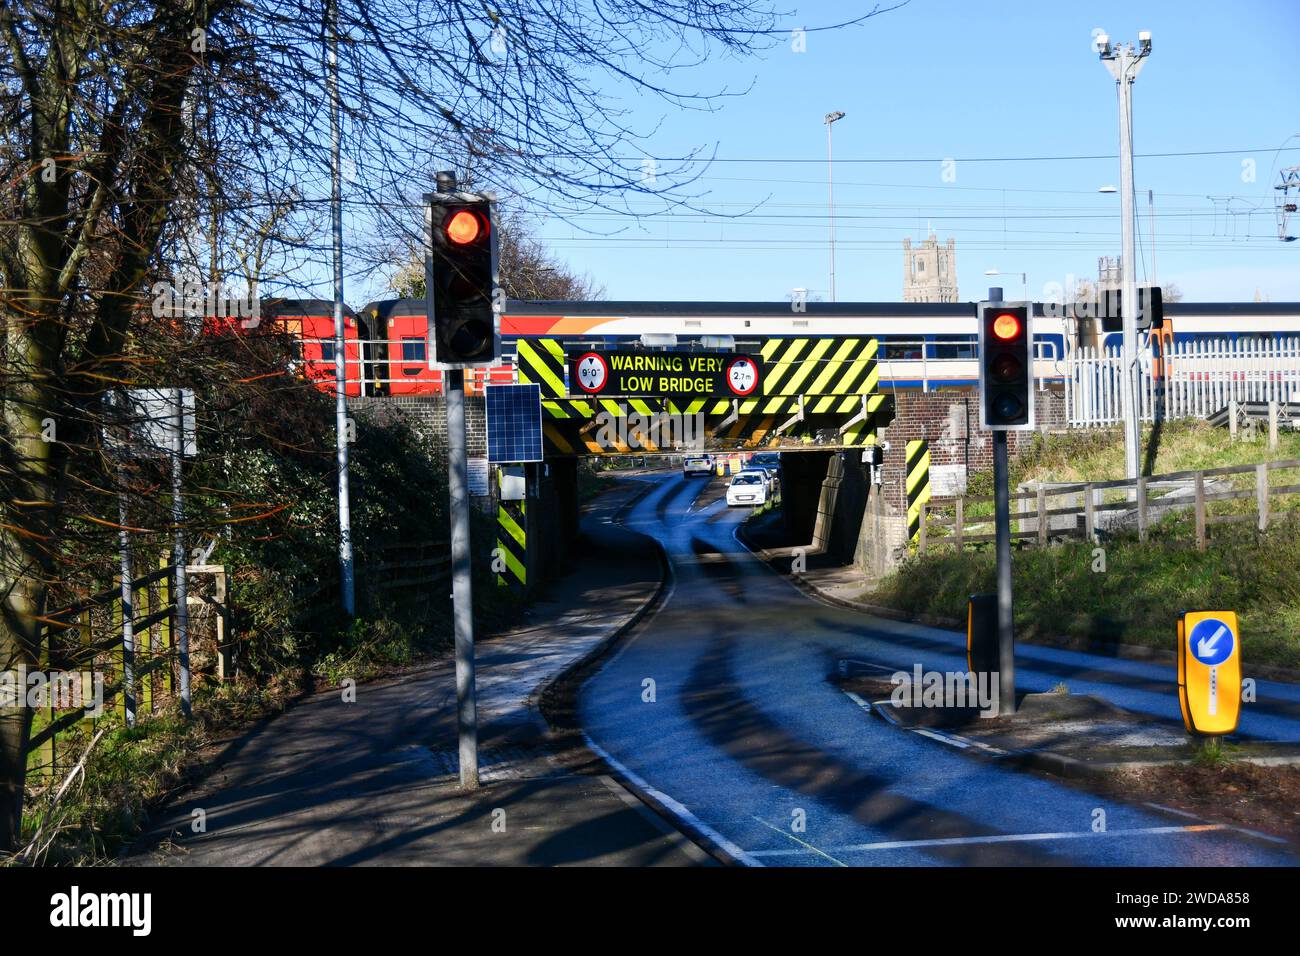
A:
<box><xmin>498</xmin><ymin>0</ymin><xmax>1300</xmax><ymax>304</ymax></box>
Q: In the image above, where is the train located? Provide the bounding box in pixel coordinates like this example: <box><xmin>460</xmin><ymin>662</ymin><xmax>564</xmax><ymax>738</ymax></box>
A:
<box><xmin>227</xmin><ymin>298</ymin><xmax>1300</xmax><ymax>397</ymax></box>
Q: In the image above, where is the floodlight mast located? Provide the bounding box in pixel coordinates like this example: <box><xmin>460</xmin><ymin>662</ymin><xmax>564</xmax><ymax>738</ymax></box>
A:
<box><xmin>1098</xmin><ymin>30</ymin><xmax>1152</xmax><ymax>481</ymax></box>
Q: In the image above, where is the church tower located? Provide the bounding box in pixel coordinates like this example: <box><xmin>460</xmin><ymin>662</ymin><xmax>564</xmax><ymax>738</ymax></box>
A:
<box><xmin>903</xmin><ymin>233</ymin><xmax>958</xmax><ymax>302</ymax></box>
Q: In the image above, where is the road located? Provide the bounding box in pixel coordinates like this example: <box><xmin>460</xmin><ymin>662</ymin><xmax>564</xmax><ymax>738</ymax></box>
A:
<box><xmin>579</xmin><ymin>472</ymin><xmax>1300</xmax><ymax>866</ymax></box>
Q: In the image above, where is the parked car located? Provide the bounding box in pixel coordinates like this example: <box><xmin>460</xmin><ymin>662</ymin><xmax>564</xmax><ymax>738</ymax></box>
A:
<box><xmin>747</xmin><ymin>451</ymin><xmax>782</xmax><ymax>479</ymax></box>
<box><xmin>726</xmin><ymin>470</ymin><xmax>768</xmax><ymax>507</ymax></box>
<box><xmin>682</xmin><ymin>455</ymin><xmax>714</xmax><ymax>477</ymax></box>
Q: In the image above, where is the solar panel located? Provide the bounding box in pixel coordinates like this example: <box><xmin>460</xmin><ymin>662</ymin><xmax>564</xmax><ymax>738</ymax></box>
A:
<box><xmin>486</xmin><ymin>383</ymin><xmax>543</xmax><ymax>463</ymax></box>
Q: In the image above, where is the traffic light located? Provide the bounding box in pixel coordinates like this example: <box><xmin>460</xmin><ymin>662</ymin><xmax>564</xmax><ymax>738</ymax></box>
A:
<box><xmin>978</xmin><ymin>301</ymin><xmax>1033</xmax><ymax>430</ymax></box>
<box><xmin>427</xmin><ymin>193</ymin><xmax>500</xmax><ymax>366</ymax></box>
<box><xmin>1100</xmin><ymin>285</ymin><xmax>1163</xmax><ymax>333</ymax></box>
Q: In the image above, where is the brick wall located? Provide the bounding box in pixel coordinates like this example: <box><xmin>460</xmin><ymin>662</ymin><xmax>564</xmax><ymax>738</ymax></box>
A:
<box><xmin>347</xmin><ymin>395</ymin><xmax>487</xmax><ymax>457</ymax></box>
<box><xmin>874</xmin><ymin>386</ymin><xmax>1065</xmax><ymax>508</ymax></box>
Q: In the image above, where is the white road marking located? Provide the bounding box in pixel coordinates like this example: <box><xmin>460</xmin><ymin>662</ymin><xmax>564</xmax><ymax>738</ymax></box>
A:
<box><xmin>751</xmin><ymin>816</ymin><xmax>848</xmax><ymax>867</ymax></box>
<box><xmin>840</xmin><ymin>688</ymin><xmax>1008</xmax><ymax>756</ymax></box>
<box><xmin>842</xmin><ymin>690</ymin><xmax>873</xmax><ymax>713</ymax></box>
<box><xmin>581</xmin><ymin>732</ymin><xmax>762</xmax><ymax>867</ymax></box>
<box><xmin>596</xmin><ymin>775</ymin><xmax>712</xmax><ymax>864</ymax></box>
<box><xmin>747</xmin><ymin>823</ymin><xmax>1229</xmax><ymax>857</ymax></box>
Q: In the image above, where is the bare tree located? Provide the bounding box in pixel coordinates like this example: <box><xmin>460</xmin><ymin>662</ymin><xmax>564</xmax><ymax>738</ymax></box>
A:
<box><xmin>0</xmin><ymin>0</ymin><xmax>892</xmax><ymax>849</ymax></box>
<box><xmin>389</xmin><ymin>207</ymin><xmax>602</xmax><ymax>301</ymax></box>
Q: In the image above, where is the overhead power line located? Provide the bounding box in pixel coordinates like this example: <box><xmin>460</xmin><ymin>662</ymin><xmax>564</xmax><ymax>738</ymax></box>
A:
<box><xmin>613</xmin><ymin>146</ymin><xmax>1300</xmax><ymax>165</ymax></box>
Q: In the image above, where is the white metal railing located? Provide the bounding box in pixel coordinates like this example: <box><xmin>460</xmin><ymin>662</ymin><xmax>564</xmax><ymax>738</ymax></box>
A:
<box><xmin>299</xmin><ymin>338</ymin><xmax>513</xmax><ymax>395</ymax></box>
<box><xmin>1066</xmin><ymin>337</ymin><xmax>1300</xmax><ymax>426</ymax></box>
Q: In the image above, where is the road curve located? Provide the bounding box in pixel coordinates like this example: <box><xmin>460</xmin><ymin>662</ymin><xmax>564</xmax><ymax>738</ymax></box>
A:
<box><xmin>578</xmin><ymin>472</ymin><xmax>1300</xmax><ymax>867</ymax></box>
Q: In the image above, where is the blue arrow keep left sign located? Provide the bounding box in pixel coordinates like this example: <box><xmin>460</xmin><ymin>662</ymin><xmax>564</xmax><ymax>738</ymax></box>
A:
<box><xmin>1188</xmin><ymin>618</ymin><xmax>1235</xmax><ymax>667</ymax></box>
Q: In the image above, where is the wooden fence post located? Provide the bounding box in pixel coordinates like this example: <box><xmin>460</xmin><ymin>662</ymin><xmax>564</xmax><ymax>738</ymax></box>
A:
<box><xmin>80</xmin><ymin>608</ymin><xmax>95</xmax><ymax>732</ymax></box>
<box><xmin>1036</xmin><ymin>486</ymin><xmax>1047</xmax><ymax>546</ymax></box>
<box><xmin>1257</xmin><ymin>463</ymin><xmax>1270</xmax><ymax>533</ymax></box>
<box><xmin>1084</xmin><ymin>484</ymin><xmax>1095</xmax><ymax>543</ymax></box>
<box><xmin>139</xmin><ymin>578</ymin><xmax>152</xmax><ymax>714</ymax></box>
<box><xmin>918</xmin><ymin>503</ymin><xmax>927</xmax><ymax>554</ymax></box>
<box><xmin>1195</xmin><ymin>472</ymin><xmax>1207</xmax><ymax>552</ymax></box>
<box><xmin>36</xmin><ymin>622</ymin><xmax>55</xmax><ymax>778</ymax></box>
<box><xmin>954</xmin><ymin>497</ymin><xmax>964</xmax><ymax>551</ymax></box>
<box><xmin>1269</xmin><ymin>401</ymin><xmax>1279</xmax><ymax>450</ymax></box>
<box><xmin>112</xmin><ymin>581</ymin><xmax>126</xmax><ymax>719</ymax></box>
<box><xmin>1137</xmin><ymin>477</ymin><xmax>1148</xmax><ymax>543</ymax></box>
<box><xmin>214</xmin><ymin>567</ymin><xmax>232</xmax><ymax>680</ymax></box>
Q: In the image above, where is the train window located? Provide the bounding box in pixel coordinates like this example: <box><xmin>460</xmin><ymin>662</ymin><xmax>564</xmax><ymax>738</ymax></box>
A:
<box><xmin>879</xmin><ymin>339</ymin><xmax>923</xmax><ymax>360</ymax></box>
<box><xmin>930</xmin><ymin>335</ymin><xmax>975</xmax><ymax>359</ymax></box>
<box><xmin>401</xmin><ymin>337</ymin><xmax>426</xmax><ymax>362</ymax></box>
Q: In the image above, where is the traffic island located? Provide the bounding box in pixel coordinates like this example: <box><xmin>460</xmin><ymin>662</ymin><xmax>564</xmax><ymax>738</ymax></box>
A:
<box><xmin>837</xmin><ymin>673</ymin><xmax>1300</xmax><ymax>844</ymax></box>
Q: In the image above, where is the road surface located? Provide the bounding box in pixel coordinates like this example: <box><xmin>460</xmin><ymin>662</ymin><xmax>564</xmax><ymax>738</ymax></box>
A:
<box><xmin>579</xmin><ymin>472</ymin><xmax>1300</xmax><ymax>866</ymax></box>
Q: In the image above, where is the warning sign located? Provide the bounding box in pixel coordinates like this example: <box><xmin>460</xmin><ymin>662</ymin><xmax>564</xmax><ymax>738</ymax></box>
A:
<box><xmin>567</xmin><ymin>349</ymin><xmax>764</xmax><ymax>398</ymax></box>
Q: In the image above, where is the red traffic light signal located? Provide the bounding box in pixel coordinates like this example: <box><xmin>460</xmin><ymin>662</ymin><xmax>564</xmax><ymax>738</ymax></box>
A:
<box><xmin>427</xmin><ymin>195</ymin><xmax>499</xmax><ymax>367</ymax></box>
<box><xmin>992</xmin><ymin>312</ymin><xmax>1021</xmax><ymax>340</ymax></box>
<box><xmin>978</xmin><ymin>302</ymin><xmax>1033</xmax><ymax>430</ymax></box>
<box><xmin>446</xmin><ymin>209</ymin><xmax>488</xmax><ymax>246</ymax></box>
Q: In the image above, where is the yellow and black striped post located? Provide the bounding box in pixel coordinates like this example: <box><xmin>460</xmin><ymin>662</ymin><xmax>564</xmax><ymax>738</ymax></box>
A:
<box><xmin>905</xmin><ymin>439</ymin><xmax>931</xmax><ymax>542</ymax></box>
<box><xmin>496</xmin><ymin>499</ymin><xmax>527</xmax><ymax>589</ymax></box>
<box><xmin>514</xmin><ymin>337</ymin><xmax>567</xmax><ymax>398</ymax></box>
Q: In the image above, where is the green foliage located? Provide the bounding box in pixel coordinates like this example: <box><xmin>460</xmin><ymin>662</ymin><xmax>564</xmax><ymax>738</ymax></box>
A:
<box><xmin>871</xmin><ymin>513</ymin><xmax>1300</xmax><ymax>669</ymax></box>
<box><xmin>312</xmin><ymin>616</ymin><xmax>420</xmax><ymax>686</ymax></box>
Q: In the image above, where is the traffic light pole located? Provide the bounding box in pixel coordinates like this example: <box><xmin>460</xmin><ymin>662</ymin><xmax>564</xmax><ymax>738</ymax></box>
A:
<box><xmin>428</xmin><ymin>173</ymin><xmax>480</xmax><ymax>790</ymax></box>
<box><xmin>446</xmin><ymin>366</ymin><xmax>479</xmax><ymax>789</ymax></box>
<box><xmin>992</xmin><ymin>430</ymin><xmax>1016</xmax><ymax>716</ymax></box>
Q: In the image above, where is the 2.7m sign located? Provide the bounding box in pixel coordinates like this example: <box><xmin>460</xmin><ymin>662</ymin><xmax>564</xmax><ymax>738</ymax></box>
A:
<box><xmin>570</xmin><ymin>350</ymin><xmax>762</xmax><ymax>398</ymax></box>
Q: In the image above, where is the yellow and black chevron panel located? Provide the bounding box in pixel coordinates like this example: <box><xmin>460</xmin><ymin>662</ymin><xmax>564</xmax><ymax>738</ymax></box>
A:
<box><xmin>496</xmin><ymin>499</ymin><xmax>527</xmax><ymax>588</ymax></box>
<box><xmin>515</xmin><ymin>338</ymin><xmax>567</xmax><ymax>398</ymax></box>
<box><xmin>839</xmin><ymin>394</ymin><xmax>896</xmax><ymax>446</ymax></box>
<box><xmin>758</xmin><ymin>337</ymin><xmax>879</xmax><ymax>397</ymax></box>
<box><xmin>905</xmin><ymin>439</ymin><xmax>932</xmax><ymax>543</ymax></box>
<box><xmin>542</xmin><ymin>422</ymin><xmax>576</xmax><ymax>456</ymax></box>
<box><xmin>541</xmin><ymin>396</ymin><xmax>671</xmax><ymax>421</ymax></box>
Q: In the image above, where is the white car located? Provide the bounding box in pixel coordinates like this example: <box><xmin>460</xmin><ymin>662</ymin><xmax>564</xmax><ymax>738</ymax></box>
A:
<box><xmin>726</xmin><ymin>471</ymin><xmax>768</xmax><ymax>507</ymax></box>
<box><xmin>682</xmin><ymin>455</ymin><xmax>714</xmax><ymax>477</ymax></box>
<box><xmin>744</xmin><ymin>465</ymin><xmax>778</xmax><ymax>493</ymax></box>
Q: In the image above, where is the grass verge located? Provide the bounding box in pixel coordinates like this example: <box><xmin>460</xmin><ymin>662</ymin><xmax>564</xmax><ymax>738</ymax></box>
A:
<box><xmin>870</xmin><ymin>510</ymin><xmax>1300</xmax><ymax>670</ymax></box>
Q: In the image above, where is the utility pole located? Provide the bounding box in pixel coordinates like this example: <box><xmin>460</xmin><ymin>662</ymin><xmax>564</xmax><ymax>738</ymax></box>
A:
<box><xmin>326</xmin><ymin>0</ymin><xmax>354</xmax><ymax>614</ymax></box>
<box><xmin>824</xmin><ymin>111</ymin><xmax>845</xmax><ymax>302</ymax></box>
<box><xmin>429</xmin><ymin>171</ymin><xmax>479</xmax><ymax>790</ymax></box>
<box><xmin>1098</xmin><ymin>30</ymin><xmax>1151</xmax><ymax>481</ymax></box>
<box><xmin>1148</xmin><ymin>189</ymin><xmax>1157</xmax><ymax>287</ymax></box>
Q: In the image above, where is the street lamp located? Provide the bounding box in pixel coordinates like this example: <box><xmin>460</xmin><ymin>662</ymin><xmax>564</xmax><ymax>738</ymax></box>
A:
<box><xmin>825</xmin><ymin>111</ymin><xmax>846</xmax><ymax>302</ymax></box>
<box><xmin>1097</xmin><ymin>28</ymin><xmax>1151</xmax><ymax>482</ymax></box>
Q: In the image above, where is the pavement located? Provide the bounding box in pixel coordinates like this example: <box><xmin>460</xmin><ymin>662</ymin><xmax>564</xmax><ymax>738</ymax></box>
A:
<box><xmin>578</xmin><ymin>471</ymin><xmax>1300</xmax><ymax>866</ymax></box>
<box><xmin>126</xmin><ymin>478</ymin><xmax>709</xmax><ymax>867</ymax></box>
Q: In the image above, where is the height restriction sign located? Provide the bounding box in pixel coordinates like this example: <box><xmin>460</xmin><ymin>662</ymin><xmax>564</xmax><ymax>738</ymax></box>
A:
<box><xmin>1177</xmin><ymin>610</ymin><xmax>1241</xmax><ymax>736</ymax></box>
<box><xmin>567</xmin><ymin>349</ymin><xmax>764</xmax><ymax>398</ymax></box>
